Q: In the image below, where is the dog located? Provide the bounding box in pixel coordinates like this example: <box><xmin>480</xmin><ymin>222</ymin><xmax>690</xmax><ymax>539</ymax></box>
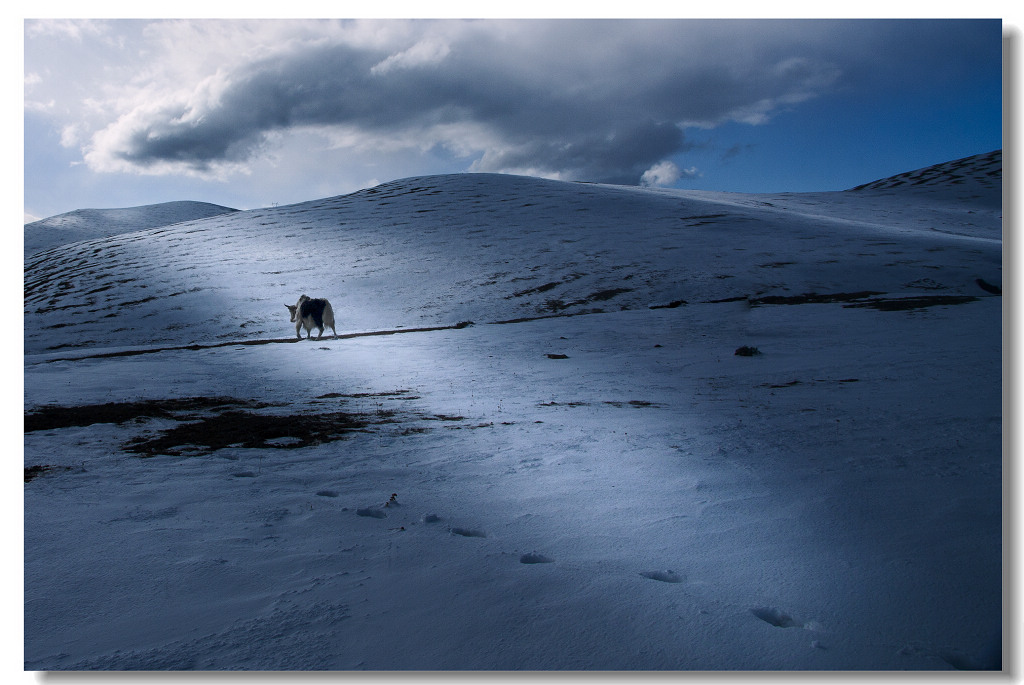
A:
<box><xmin>286</xmin><ymin>295</ymin><xmax>337</xmax><ymax>340</ymax></box>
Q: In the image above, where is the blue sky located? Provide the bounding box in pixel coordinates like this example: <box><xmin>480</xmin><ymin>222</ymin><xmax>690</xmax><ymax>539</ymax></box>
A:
<box><xmin>23</xmin><ymin>17</ymin><xmax>1005</xmax><ymax>221</ymax></box>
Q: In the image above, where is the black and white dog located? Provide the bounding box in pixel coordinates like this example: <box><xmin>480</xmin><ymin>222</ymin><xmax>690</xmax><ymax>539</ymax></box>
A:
<box><xmin>286</xmin><ymin>295</ymin><xmax>337</xmax><ymax>340</ymax></box>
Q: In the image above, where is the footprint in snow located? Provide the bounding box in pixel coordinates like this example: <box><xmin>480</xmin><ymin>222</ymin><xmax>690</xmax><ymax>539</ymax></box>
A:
<box><xmin>751</xmin><ymin>606</ymin><xmax>821</xmax><ymax>631</ymax></box>
<box><xmin>450</xmin><ymin>527</ymin><xmax>486</xmax><ymax>538</ymax></box>
<box><xmin>520</xmin><ymin>552</ymin><xmax>554</xmax><ymax>564</ymax></box>
<box><xmin>640</xmin><ymin>570</ymin><xmax>684</xmax><ymax>583</ymax></box>
<box><xmin>356</xmin><ymin>508</ymin><xmax>386</xmax><ymax>519</ymax></box>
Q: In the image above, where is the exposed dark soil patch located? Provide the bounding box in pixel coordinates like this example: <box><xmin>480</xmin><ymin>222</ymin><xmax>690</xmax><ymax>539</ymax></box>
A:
<box><xmin>747</xmin><ymin>291</ymin><xmax>981</xmax><ymax>311</ymax></box>
<box><xmin>510</xmin><ymin>281</ymin><xmax>562</xmax><ymax>298</ymax></box>
<box><xmin>24</xmin><ymin>464</ymin><xmax>72</xmax><ymax>483</ymax></box>
<box><xmin>420</xmin><ymin>413</ymin><xmax>466</xmax><ymax>422</ymax></box>
<box><xmin>25</xmin><ymin>396</ymin><xmax>276</xmax><ymax>432</ymax></box>
<box><xmin>446</xmin><ymin>422</ymin><xmax>494</xmax><ymax>430</ymax></box>
<box><xmin>975</xmin><ymin>278</ymin><xmax>1002</xmax><ymax>295</ymax></box>
<box><xmin>750</xmin><ymin>291</ymin><xmax>884</xmax><ymax>306</ymax></box>
<box><xmin>316</xmin><ymin>390</ymin><xmax>418</xmax><ymax>400</ymax></box>
<box><xmin>540</xmin><ymin>299</ymin><xmax>572</xmax><ymax>313</ymax></box>
<box><xmin>491</xmin><ymin>309</ymin><xmax>605</xmax><ymax>325</ymax></box>
<box><xmin>842</xmin><ymin>295</ymin><xmax>978</xmax><ymax>311</ymax></box>
<box><xmin>123</xmin><ymin>409</ymin><xmax>378</xmax><ymax>458</ymax></box>
<box><xmin>766</xmin><ymin>380</ymin><xmax>802</xmax><ymax>388</ymax></box>
<box><xmin>680</xmin><ymin>213</ymin><xmax>729</xmax><ymax>226</ymax></box>
<box><xmin>586</xmin><ymin>287</ymin><xmax>632</xmax><ymax>302</ymax></box>
<box><xmin>649</xmin><ymin>300</ymin><xmax>687</xmax><ymax>309</ymax></box>
<box><xmin>760</xmin><ymin>378</ymin><xmax>859</xmax><ymax>389</ymax></box>
<box><xmin>26</xmin><ymin>390</ymin><xmax>488</xmax><ymax>459</ymax></box>
<box><xmin>522</xmin><ymin>285</ymin><xmax>634</xmax><ymax>314</ymax></box>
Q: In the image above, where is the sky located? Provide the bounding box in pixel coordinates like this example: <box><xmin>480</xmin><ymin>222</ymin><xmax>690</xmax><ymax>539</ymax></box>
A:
<box><xmin>22</xmin><ymin>16</ymin><xmax>1006</xmax><ymax>222</ymax></box>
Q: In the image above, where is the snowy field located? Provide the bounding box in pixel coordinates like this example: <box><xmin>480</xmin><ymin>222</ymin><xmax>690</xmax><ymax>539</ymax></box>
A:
<box><xmin>23</xmin><ymin>151</ymin><xmax>1003</xmax><ymax>671</ymax></box>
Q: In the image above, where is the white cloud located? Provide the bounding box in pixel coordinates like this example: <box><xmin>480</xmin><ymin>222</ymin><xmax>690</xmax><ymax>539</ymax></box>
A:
<box><xmin>60</xmin><ymin>124</ymin><xmax>85</xmax><ymax>148</ymax></box>
<box><xmin>371</xmin><ymin>37</ymin><xmax>452</xmax><ymax>75</ymax></box>
<box><xmin>25</xmin><ymin>19</ymin><xmax>107</xmax><ymax>41</ymax></box>
<box><xmin>640</xmin><ymin>161</ymin><xmax>698</xmax><ymax>187</ymax></box>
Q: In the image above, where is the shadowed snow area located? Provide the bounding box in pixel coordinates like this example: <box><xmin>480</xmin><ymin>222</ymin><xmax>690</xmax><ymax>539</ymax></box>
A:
<box><xmin>24</xmin><ymin>152</ymin><xmax>1001</xmax><ymax>671</ymax></box>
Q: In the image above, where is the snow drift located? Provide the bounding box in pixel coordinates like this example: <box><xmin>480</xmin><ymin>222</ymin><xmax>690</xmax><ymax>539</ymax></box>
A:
<box><xmin>24</xmin><ymin>151</ymin><xmax>1002</xmax><ymax>671</ymax></box>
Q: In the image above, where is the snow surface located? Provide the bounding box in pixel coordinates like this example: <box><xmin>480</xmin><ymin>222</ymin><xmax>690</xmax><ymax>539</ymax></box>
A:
<box><xmin>23</xmin><ymin>152</ymin><xmax>1003</xmax><ymax>672</ymax></box>
<box><xmin>24</xmin><ymin>201</ymin><xmax>238</xmax><ymax>257</ymax></box>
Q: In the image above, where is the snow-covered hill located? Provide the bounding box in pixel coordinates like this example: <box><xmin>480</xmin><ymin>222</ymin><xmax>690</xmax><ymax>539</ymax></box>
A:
<box><xmin>24</xmin><ymin>153</ymin><xmax>1002</xmax><ymax>671</ymax></box>
<box><xmin>25</xmin><ymin>156</ymin><xmax>999</xmax><ymax>357</ymax></box>
<box><xmin>24</xmin><ymin>200</ymin><xmax>238</xmax><ymax>257</ymax></box>
<box><xmin>850</xmin><ymin>149</ymin><xmax>1001</xmax><ymax>198</ymax></box>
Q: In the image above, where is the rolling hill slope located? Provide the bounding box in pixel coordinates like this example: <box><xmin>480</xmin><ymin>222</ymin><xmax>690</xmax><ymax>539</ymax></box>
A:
<box><xmin>23</xmin><ymin>152</ymin><xmax>1002</xmax><ymax>671</ymax></box>
<box><xmin>24</xmin><ymin>154</ymin><xmax>1000</xmax><ymax>357</ymax></box>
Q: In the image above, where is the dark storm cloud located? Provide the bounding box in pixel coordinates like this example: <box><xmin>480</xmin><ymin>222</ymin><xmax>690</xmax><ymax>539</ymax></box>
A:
<box><xmin>473</xmin><ymin>121</ymin><xmax>688</xmax><ymax>184</ymax></box>
<box><xmin>88</xmin><ymin>19</ymin><xmax>1001</xmax><ymax>185</ymax></box>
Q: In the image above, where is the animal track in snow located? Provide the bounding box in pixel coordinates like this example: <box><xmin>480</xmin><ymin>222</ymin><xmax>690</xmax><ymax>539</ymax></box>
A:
<box><xmin>520</xmin><ymin>553</ymin><xmax>554</xmax><ymax>564</ymax></box>
<box><xmin>640</xmin><ymin>570</ymin><xmax>683</xmax><ymax>583</ymax></box>
<box><xmin>751</xmin><ymin>606</ymin><xmax>799</xmax><ymax>628</ymax></box>
<box><xmin>750</xmin><ymin>606</ymin><xmax>821</xmax><ymax>631</ymax></box>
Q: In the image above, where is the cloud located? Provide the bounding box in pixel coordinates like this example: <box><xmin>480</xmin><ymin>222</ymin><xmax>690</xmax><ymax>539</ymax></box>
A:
<box><xmin>471</xmin><ymin>121</ymin><xmax>689</xmax><ymax>184</ymax></box>
<box><xmin>30</xmin><ymin>19</ymin><xmax>997</xmax><ymax>186</ymax></box>
<box><xmin>641</xmin><ymin>161</ymin><xmax>699</xmax><ymax>187</ymax></box>
<box><xmin>371</xmin><ymin>37</ymin><xmax>452</xmax><ymax>75</ymax></box>
<box><xmin>25</xmin><ymin>19</ymin><xmax>107</xmax><ymax>41</ymax></box>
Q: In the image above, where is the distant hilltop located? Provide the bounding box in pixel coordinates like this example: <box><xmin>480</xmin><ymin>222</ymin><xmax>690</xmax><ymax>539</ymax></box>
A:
<box><xmin>850</xmin><ymin>150</ymin><xmax>1000</xmax><ymax>192</ymax></box>
<box><xmin>24</xmin><ymin>200</ymin><xmax>238</xmax><ymax>256</ymax></box>
<box><xmin>24</xmin><ymin>149</ymin><xmax>1001</xmax><ymax>259</ymax></box>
